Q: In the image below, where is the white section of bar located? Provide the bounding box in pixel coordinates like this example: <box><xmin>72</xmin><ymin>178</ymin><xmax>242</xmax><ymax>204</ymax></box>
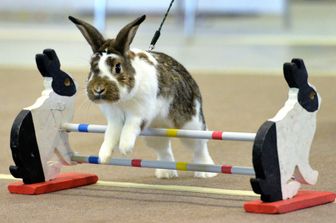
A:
<box><xmin>71</xmin><ymin>154</ymin><xmax>89</xmax><ymax>163</ymax></box>
<box><xmin>221</xmin><ymin>132</ymin><xmax>256</xmax><ymax>141</ymax></box>
<box><xmin>141</xmin><ymin>160</ymin><xmax>176</xmax><ymax>170</ymax></box>
<box><xmin>187</xmin><ymin>163</ymin><xmax>222</xmax><ymax>173</ymax></box>
<box><xmin>87</xmin><ymin>124</ymin><xmax>106</xmax><ymax>133</ymax></box>
<box><xmin>110</xmin><ymin>159</ymin><xmax>132</xmax><ymax>166</ymax></box>
<box><xmin>61</xmin><ymin>123</ymin><xmax>79</xmax><ymax>132</ymax></box>
<box><xmin>231</xmin><ymin>166</ymin><xmax>255</xmax><ymax>176</ymax></box>
<box><xmin>62</xmin><ymin>123</ymin><xmax>255</xmax><ymax>142</ymax></box>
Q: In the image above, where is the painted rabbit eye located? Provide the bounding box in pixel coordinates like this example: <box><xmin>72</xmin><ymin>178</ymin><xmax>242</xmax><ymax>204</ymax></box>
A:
<box><xmin>64</xmin><ymin>78</ymin><xmax>71</xmax><ymax>86</ymax></box>
<box><xmin>115</xmin><ymin>63</ymin><xmax>122</xmax><ymax>74</ymax></box>
<box><xmin>309</xmin><ymin>91</ymin><xmax>316</xmax><ymax>100</ymax></box>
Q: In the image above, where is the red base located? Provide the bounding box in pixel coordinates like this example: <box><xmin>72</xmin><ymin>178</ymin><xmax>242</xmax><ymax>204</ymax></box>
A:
<box><xmin>244</xmin><ymin>190</ymin><xmax>336</xmax><ymax>214</ymax></box>
<box><xmin>8</xmin><ymin>172</ymin><xmax>98</xmax><ymax>195</ymax></box>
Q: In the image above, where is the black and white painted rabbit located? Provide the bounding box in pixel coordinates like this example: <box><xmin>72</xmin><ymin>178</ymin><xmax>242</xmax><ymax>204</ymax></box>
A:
<box><xmin>251</xmin><ymin>58</ymin><xmax>320</xmax><ymax>202</ymax></box>
<box><xmin>10</xmin><ymin>49</ymin><xmax>77</xmax><ymax>183</ymax></box>
<box><xmin>69</xmin><ymin>15</ymin><xmax>216</xmax><ymax>178</ymax></box>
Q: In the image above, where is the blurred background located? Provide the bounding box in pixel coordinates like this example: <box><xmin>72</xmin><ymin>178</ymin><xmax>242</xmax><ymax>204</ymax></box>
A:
<box><xmin>0</xmin><ymin>0</ymin><xmax>335</xmax><ymax>75</ymax></box>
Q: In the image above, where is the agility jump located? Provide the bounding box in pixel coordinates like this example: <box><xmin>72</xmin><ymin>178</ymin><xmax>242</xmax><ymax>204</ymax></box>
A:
<box><xmin>8</xmin><ymin>49</ymin><xmax>335</xmax><ymax>214</ymax></box>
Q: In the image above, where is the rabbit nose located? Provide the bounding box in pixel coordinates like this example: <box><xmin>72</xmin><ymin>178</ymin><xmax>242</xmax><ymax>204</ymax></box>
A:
<box><xmin>93</xmin><ymin>85</ymin><xmax>106</xmax><ymax>95</ymax></box>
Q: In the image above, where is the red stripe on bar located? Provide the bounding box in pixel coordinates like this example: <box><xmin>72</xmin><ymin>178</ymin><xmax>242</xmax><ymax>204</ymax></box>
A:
<box><xmin>212</xmin><ymin>131</ymin><xmax>223</xmax><ymax>140</ymax></box>
<box><xmin>131</xmin><ymin>159</ymin><xmax>142</xmax><ymax>167</ymax></box>
<box><xmin>221</xmin><ymin>165</ymin><xmax>232</xmax><ymax>174</ymax></box>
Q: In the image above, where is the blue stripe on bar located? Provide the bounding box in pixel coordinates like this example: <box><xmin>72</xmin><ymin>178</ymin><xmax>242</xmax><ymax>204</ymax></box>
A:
<box><xmin>78</xmin><ymin>124</ymin><xmax>89</xmax><ymax>132</ymax></box>
<box><xmin>88</xmin><ymin>156</ymin><xmax>99</xmax><ymax>164</ymax></box>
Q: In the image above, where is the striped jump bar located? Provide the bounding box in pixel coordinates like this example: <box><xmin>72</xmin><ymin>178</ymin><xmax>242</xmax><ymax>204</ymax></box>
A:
<box><xmin>62</xmin><ymin>123</ymin><xmax>256</xmax><ymax>142</ymax></box>
<box><xmin>71</xmin><ymin>155</ymin><xmax>255</xmax><ymax>176</ymax></box>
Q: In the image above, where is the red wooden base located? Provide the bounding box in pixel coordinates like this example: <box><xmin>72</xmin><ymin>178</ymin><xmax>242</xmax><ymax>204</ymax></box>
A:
<box><xmin>8</xmin><ymin>172</ymin><xmax>98</xmax><ymax>195</ymax></box>
<box><xmin>244</xmin><ymin>190</ymin><xmax>336</xmax><ymax>214</ymax></box>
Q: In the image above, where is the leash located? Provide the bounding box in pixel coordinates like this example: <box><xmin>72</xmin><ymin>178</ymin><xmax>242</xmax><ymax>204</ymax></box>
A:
<box><xmin>148</xmin><ymin>0</ymin><xmax>175</xmax><ymax>51</ymax></box>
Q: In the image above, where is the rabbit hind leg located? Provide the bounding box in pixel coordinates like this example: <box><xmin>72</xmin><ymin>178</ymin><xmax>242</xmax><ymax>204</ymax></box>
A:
<box><xmin>144</xmin><ymin>137</ymin><xmax>178</xmax><ymax>179</ymax></box>
<box><xmin>180</xmin><ymin>117</ymin><xmax>217</xmax><ymax>178</ymax></box>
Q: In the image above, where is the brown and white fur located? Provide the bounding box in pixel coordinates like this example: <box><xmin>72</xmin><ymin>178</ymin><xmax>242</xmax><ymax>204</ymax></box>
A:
<box><xmin>69</xmin><ymin>15</ymin><xmax>216</xmax><ymax>178</ymax></box>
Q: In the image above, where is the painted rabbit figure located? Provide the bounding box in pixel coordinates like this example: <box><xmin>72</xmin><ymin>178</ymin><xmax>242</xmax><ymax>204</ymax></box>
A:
<box><xmin>10</xmin><ymin>49</ymin><xmax>77</xmax><ymax>183</ymax></box>
<box><xmin>69</xmin><ymin>15</ymin><xmax>216</xmax><ymax>178</ymax></box>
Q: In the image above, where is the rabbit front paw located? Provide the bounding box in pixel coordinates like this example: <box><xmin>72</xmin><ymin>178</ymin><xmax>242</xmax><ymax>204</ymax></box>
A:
<box><xmin>98</xmin><ymin>143</ymin><xmax>114</xmax><ymax>163</ymax></box>
<box><xmin>118</xmin><ymin>134</ymin><xmax>136</xmax><ymax>156</ymax></box>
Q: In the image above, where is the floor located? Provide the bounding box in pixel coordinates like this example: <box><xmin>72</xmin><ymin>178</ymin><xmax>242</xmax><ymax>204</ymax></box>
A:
<box><xmin>0</xmin><ymin>70</ymin><xmax>335</xmax><ymax>223</ymax></box>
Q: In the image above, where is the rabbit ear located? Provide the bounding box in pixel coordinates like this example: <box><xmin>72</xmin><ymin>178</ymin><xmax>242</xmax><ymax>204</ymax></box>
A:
<box><xmin>114</xmin><ymin>15</ymin><xmax>146</xmax><ymax>54</ymax></box>
<box><xmin>69</xmin><ymin>16</ymin><xmax>105</xmax><ymax>53</ymax></box>
<box><xmin>283</xmin><ymin>58</ymin><xmax>308</xmax><ymax>89</ymax></box>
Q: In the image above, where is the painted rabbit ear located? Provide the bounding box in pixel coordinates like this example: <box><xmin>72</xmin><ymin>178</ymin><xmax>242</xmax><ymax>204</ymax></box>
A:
<box><xmin>291</xmin><ymin>58</ymin><xmax>308</xmax><ymax>87</ymax></box>
<box><xmin>114</xmin><ymin>15</ymin><xmax>146</xmax><ymax>54</ymax></box>
<box><xmin>283</xmin><ymin>58</ymin><xmax>308</xmax><ymax>89</ymax></box>
<box><xmin>36</xmin><ymin>53</ymin><xmax>51</xmax><ymax>78</ymax></box>
<box><xmin>69</xmin><ymin>16</ymin><xmax>105</xmax><ymax>53</ymax></box>
<box><xmin>35</xmin><ymin>49</ymin><xmax>61</xmax><ymax>78</ymax></box>
<box><xmin>291</xmin><ymin>58</ymin><xmax>307</xmax><ymax>71</ymax></box>
<box><xmin>43</xmin><ymin>49</ymin><xmax>60</xmax><ymax>68</ymax></box>
<box><xmin>283</xmin><ymin>62</ymin><xmax>297</xmax><ymax>88</ymax></box>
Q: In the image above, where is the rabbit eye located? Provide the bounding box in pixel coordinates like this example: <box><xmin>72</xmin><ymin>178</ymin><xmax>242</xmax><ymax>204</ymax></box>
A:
<box><xmin>115</xmin><ymin>63</ymin><xmax>122</xmax><ymax>74</ymax></box>
<box><xmin>309</xmin><ymin>91</ymin><xmax>316</xmax><ymax>100</ymax></box>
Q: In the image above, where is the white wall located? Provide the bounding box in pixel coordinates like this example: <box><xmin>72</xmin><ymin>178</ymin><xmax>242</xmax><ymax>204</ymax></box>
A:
<box><xmin>0</xmin><ymin>0</ymin><xmax>285</xmax><ymax>15</ymax></box>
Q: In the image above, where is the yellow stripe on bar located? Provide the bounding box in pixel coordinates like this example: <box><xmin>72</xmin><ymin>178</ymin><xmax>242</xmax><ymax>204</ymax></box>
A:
<box><xmin>176</xmin><ymin>162</ymin><xmax>188</xmax><ymax>171</ymax></box>
<box><xmin>166</xmin><ymin>128</ymin><xmax>178</xmax><ymax>137</ymax></box>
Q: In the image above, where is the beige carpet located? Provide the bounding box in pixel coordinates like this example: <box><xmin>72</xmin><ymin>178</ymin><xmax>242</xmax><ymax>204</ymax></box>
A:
<box><xmin>0</xmin><ymin>69</ymin><xmax>335</xmax><ymax>222</ymax></box>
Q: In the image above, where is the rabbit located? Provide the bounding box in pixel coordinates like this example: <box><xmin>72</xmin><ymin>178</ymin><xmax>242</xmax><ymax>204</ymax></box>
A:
<box><xmin>69</xmin><ymin>15</ymin><xmax>217</xmax><ymax>178</ymax></box>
